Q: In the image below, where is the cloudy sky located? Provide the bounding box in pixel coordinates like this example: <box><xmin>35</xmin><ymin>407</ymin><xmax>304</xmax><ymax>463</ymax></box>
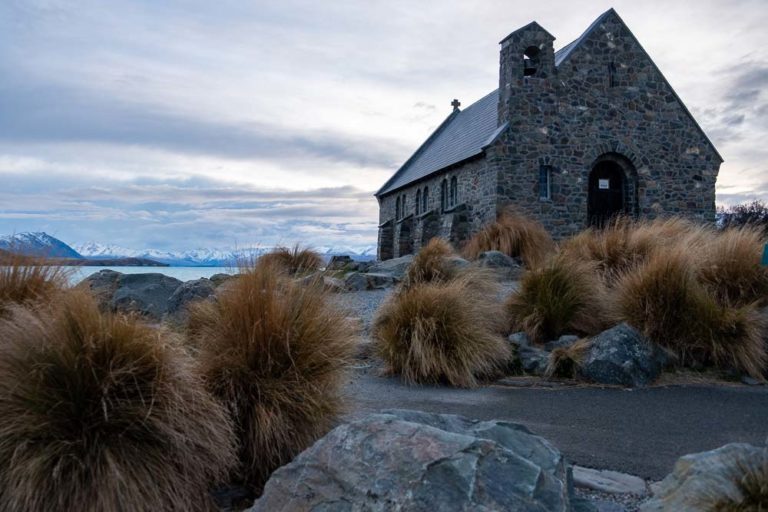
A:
<box><xmin>1</xmin><ymin>0</ymin><xmax>766</xmax><ymax>251</ymax></box>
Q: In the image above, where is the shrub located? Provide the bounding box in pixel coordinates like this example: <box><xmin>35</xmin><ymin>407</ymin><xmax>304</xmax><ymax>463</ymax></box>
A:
<box><xmin>696</xmin><ymin>226</ymin><xmax>768</xmax><ymax>307</ymax></box>
<box><xmin>461</xmin><ymin>209</ymin><xmax>554</xmax><ymax>268</ymax></box>
<box><xmin>0</xmin><ymin>252</ymin><xmax>67</xmax><ymax>317</ymax></box>
<box><xmin>402</xmin><ymin>237</ymin><xmax>460</xmax><ymax>289</ymax></box>
<box><xmin>617</xmin><ymin>249</ymin><xmax>767</xmax><ymax>380</ymax></box>
<box><xmin>544</xmin><ymin>338</ymin><xmax>592</xmax><ymax>379</ymax></box>
<box><xmin>720</xmin><ymin>200</ymin><xmax>768</xmax><ymax>236</ymax></box>
<box><xmin>372</xmin><ymin>273</ymin><xmax>511</xmax><ymax>388</ymax></box>
<box><xmin>506</xmin><ymin>257</ymin><xmax>613</xmax><ymax>344</ymax></box>
<box><xmin>0</xmin><ymin>291</ymin><xmax>235</xmax><ymax>512</ymax></box>
<box><xmin>258</xmin><ymin>244</ymin><xmax>323</xmax><ymax>275</ymax></box>
<box><xmin>190</xmin><ymin>262</ymin><xmax>355</xmax><ymax>490</ymax></box>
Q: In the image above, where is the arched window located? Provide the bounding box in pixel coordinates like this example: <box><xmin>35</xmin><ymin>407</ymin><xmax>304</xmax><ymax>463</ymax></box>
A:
<box><xmin>395</xmin><ymin>196</ymin><xmax>401</xmax><ymax>220</ymax></box>
<box><xmin>450</xmin><ymin>177</ymin><xmax>458</xmax><ymax>207</ymax></box>
<box><xmin>422</xmin><ymin>186</ymin><xmax>429</xmax><ymax>212</ymax></box>
<box><xmin>440</xmin><ymin>179</ymin><xmax>448</xmax><ymax>212</ymax></box>
<box><xmin>523</xmin><ymin>46</ymin><xmax>540</xmax><ymax>77</ymax></box>
<box><xmin>415</xmin><ymin>189</ymin><xmax>421</xmax><ymax>215</ymax></box>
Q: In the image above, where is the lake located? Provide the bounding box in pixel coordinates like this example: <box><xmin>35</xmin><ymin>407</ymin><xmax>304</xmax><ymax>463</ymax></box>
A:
<box><xmin>66</xmin><ymin>266</ymin><xmax>237</xmax><ymax>285</ymax></box>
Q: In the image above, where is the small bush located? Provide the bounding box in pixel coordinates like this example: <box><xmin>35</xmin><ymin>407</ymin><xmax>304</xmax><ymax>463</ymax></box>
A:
<box><xmin>190</xmin><ymin>262</ymin><xmax>355</xmax><ymax>489</ymax></box>
<box><xmin>696</xmin><ymin>226</ymin><xmax>768</xmax><ymax>307</ymax></box>
<box><xmin>258</xmin><ymin>244</ymin><xmax>323</xmax><ymax>275</ymax></box>
<box><xmin>617</xmin><ymin>249</ymin><xmax>766</xmax><ymax>380</ymax></box>
<box><xmin>544</xmin><ymin>338</ymin><xmax>592</xmax><ymax>379</ymax></box>
<box><xmin>506</xmin><ymin>257</ymin><xmax>613</xmax><ymax>344</ymax></box>
<box><xmin>402</xmin><ymin>238</ymin><xmax>460</xmax><ymax>289</ymax></box>
<box><xmin>0</xmin><ymin>291</ymin><xmax>235</xmax><ymax>511</ymax></box>
<box><xmin>462</xmin><ymin>209</ymin><xmax>554</xmax><ymax>268</ymax></box>
<box><xmin>0</xmin><ymin>252</ymin><xmax>67</xmax><ymax>317</ymax></box>
<box><xmin>373</xmin><ymin>273</ymin><xmax>511</xmax><ymax>388</ymax></box>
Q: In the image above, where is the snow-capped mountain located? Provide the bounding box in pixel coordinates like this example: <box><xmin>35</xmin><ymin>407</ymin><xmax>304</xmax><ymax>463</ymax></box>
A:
<box><xmin>74</xmin><ymin>242</ymin><xmax>376</xmax><ymax>266</ymax></box>
<box><xmin>0</xmin><ymin>232</ymin><xmax>83</xmax><ymax>259</ymax></box>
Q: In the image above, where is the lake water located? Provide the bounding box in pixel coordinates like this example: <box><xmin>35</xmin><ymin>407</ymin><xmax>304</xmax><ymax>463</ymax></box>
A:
<box><xmin>66</xmin><ymin>266</ymin><xmax>237</xmax><ymax>285</ymax></box>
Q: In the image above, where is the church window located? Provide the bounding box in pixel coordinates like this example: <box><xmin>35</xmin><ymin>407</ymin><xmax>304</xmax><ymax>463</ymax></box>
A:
<box><xmin>523</xmin><ymin>46</ymin><xmax>540</xmax><ymax>77</ymax></box>
<box><xmin>450</xmin><ymin>177</ymin><xmax>458</xmax><ymax>207</ymax></box>
<box><xmin>415</xmin><ymin>189</ymin><xmax>421</xmax><ymax>215</ymax></box>
<box><xmin>539</xmin><ymin>165</ymin><xmax>552</xmax><ymax>200</ymax></box>
<box><xmin>608</xmin><ymin>62</ymin><xmax>617</xmax><ymax>87</ymax></box>
<box><xmin>440</xmin><ymin>179</ymin><xmax>448</xmax><ymax>212</ymax></box>
<box><xmin>422</xmin><ymin>186</ymin><xmax>429</xmax><ymax>212</ymax></box>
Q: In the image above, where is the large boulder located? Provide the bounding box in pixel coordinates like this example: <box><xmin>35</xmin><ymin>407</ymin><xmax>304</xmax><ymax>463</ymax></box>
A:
<box><xmin>79</xmin><ymin>269</ymin><xmax>123</xmax><ymax>309</ymax></box>
<box><xmin>640</xmin><ymin>443</ymin><xmax>768</xmax><ymax>512</ymax></box>
<box><xmin>165</xmin><ymin>278</ymin><xmax>216</xmax><ymax>320</ymax></box>
<box><xmin>109</xmin><ymin>273</ymin><xmax>183</xmax><ymax>320</ymax></box>
<box><xmin>367</xmin><ymin>255</ymin><xmax>414</xmax><ymax>280</ymax></box>
<box><xmin>577</xmin><ymin>323</ymin><xmax>664</xmax><ymax>387</ymax></box>
<box><xmin>327</xmin><ymin>255</ymin><xmax>353</xmax><ymax>270</ymax></box>
<box><xmin>475</xmin><ymin>251</ymin><xmax>524</xmax><ymax>279</ymax></box>
<box><xmin>251</xmin><ymin>409</ymin><xmax>573</xmax><ymax>512</ymax></box>
<box><xmin>509</xmin><ymin>332</ymin><xmax>549</xmax><ymax>376</ymax></box>
<box><xmin>344</xmin><ymin>272</ymin><xmax>395</xmax><ymax>291</ymax></box>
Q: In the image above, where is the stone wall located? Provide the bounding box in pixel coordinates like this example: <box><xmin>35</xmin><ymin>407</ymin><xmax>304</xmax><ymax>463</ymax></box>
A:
<box><xmin>493</xmin><ymin>10</ymin><xmax>720</xmax><ymax>239</ymax></box>
<box><xmin>377</xmin><ymin>157</ymin><xmax>497</xmax><ymax>259</ymax></box>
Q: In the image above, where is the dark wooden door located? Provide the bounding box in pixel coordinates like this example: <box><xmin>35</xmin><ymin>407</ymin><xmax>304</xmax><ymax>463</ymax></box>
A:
<box><xmin>588</xmin><ymin>162</ymin><xmax>625</xmax><ymax>227</ymax></box>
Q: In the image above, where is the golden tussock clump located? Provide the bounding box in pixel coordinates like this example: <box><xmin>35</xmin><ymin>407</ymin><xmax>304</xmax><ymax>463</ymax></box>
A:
<box><xmin>506</xmin><ymin>256</ymin><xmax>614</xmax><ymax>344</ymax></box>
<box><xmin>544</xmin><ymin>338</ymin><xmax>593</xmax><ymax>379</ymax></box>
<box><xmin>616</xmin><ymin>248</ymin><xmax>767</xmax><ymax>380</ymax></box>
<box><xmin>461</xmin><ymin>208</ymin><xmax>554</xmax><ymax>268</ymax></box>
<box><xmin>0</xmin><ymin>291</ymin><xmax>236</xmax><ymax>512</ymax></box>
<box><xmin>189</xmin><ymin>261</ymin><xmax>356</xmax><ymax>490</ymax></box>
<box><xmin>372</xmin><ymin>271</ymin><xmax>511</xmax><ymax>388</ymax></box>
<box><xmin>402</xmin><ymin>237</ymin><xmax>460</xmax><ymax>289</ymax></box>
<box><xmin>258</xmin><ymin>244</ymin><xmax>323</xmax><ymax>275</ymax></box>
<box><xmin>0</xmin><ymin>251</ymin><xmax>68</xmax><ymax>317</ymax></box>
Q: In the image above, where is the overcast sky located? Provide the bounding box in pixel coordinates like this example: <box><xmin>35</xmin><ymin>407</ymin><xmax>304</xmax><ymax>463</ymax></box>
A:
<box><xmin>1</xmin><ymin>0</ymin><xmax>766</xmax><ymax>251</ymax></box>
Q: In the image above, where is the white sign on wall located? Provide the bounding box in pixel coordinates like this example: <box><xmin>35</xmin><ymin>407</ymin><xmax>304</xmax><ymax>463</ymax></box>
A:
<box><xmin>598</xmin><ymin>179</ymin><xmax>610</xmax><ymax>190</ymax></box>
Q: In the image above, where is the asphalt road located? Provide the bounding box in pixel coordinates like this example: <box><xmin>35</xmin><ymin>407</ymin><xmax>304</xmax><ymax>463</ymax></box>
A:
<box><xmin>345</xmin><ymin>374</ymin><xmax>768</xmax><ymax>480</ymax></box>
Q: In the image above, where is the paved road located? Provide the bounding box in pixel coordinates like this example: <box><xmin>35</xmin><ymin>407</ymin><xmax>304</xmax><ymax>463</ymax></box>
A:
<box><xmin>344</xmin><ymin>374</ymin><xmax>768</xmax><ymax>480</ymax></box>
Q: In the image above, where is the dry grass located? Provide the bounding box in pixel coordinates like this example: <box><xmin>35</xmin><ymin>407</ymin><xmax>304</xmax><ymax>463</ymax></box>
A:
<box><xmin>506</xmin><ymin>257</ymin><xmax>614</xmax><ymax>344</ymax></box>
<box><xmin>0</xmin><ymin>291</ymin><xmax>236</xmax><ymax>512</ymax></box>
<box><xmin>0</xmin><ymin>252</ymin><xmax>67</xmax><ymax>317</ymax></box>
<box><xmin>372</xmin><ymin>272</ymin><xmax>511</xmax><ymax>388</ymax></box>
<box><xmin>617</xmin><ymin>248</ymin><xmax>767</xmax><ymax>380</ymax></box>
<box><xmin>190</xmin><ymin>261</ymin><xmax>356</xmax><ymax>490</ymax></box>
<box><xmin>708</xmin><ymin>449</ymin><xmax>768</xmax><ymax>511</ymax></box>
<box><xmin>461</xmin><ymin>209</ymin><xmax>554</xmax><ymax>268</ymax></box>
<box><xmin>696</xmin><ymin>226</ymin><xmax>768</xmax><ymax>307</ymax></box>
<box><xmin>544</xmin><ymin>338</ymin><xmax>592</xmax><ymax>379</ymax></box>
<box><xmin>258</xmin><ymin>244</ymin><xmax>323</xmax><ymax>275</ymax></box>
<box><xmin>402</xmin><ymin>237</ymin><xmax>459</xmax><ymax>289</ymax></box>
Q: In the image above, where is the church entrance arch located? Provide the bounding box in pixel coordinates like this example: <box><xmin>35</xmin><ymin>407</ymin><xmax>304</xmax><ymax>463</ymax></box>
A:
<box><xmin>588</xmin><ymin>154</ymin><xmax>637</xmax><ymax>227</ymax></box>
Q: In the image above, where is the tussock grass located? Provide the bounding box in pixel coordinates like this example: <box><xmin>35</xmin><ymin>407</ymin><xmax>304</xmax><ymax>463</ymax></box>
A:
<box><xmin>617</xmin><ymin>249</ymin><xmax>767</xmax><ymax>380</ymax></box>
<box><xmin>373</xmin><ymin>272</ymin><xmax>511</xmax><ymax>388</ymax></box>
<box><xmin>0</xmin><ymin>252</ymin><xmax>67</xmax><ymax>317</ymax></box>
<box><xmin>461</xmin><ymin>209</ymin><xmax>554</xmax><ymax>268</ymax></box>
<box><xmin>544</xmin><ymin>338</ymin><xmax>592</xmax><ymax>379</ymax></box>
<box><xmin>696</xmin><ymin>226</ymin><xmax>768</xmax><ymax>307</ymax></box>
<box><xmin>190</xmin><ymin>262</ymin><xmax>355</xmax><ymax>489</ymax></box>
<box><xmin>506</xmin><ymin>257</ymin><xmax>613</xmax><ymax>344</ymax></box>
<box><xmin>402</xmin><ymin>237</ymin><xmax>459</xmax><ymax>289</ymax></box>
<box><xmin>707</xmin><ymin>449</ymin><xmax>768</xmax><ymax>511</ymax></box>
<box><xmin>258</xmin><ymin>244</ymin><xmax>323</xmax><ymax>275</ymax></box>
<box><xmin>0</xmin><ymin>291</ymin><xmax>235</xmax><ymax>512</ymax></box>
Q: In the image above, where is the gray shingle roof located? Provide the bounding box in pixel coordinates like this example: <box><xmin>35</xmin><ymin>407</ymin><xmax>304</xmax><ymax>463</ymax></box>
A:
<box><xmin>376</xmin><ymin>90</ymin><xmax>500</xmax><ymax>196</ymax></box>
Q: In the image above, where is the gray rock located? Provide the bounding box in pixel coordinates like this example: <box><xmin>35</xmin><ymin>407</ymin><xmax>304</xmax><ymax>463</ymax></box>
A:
<box><xmin>297</xmin><ymin>273</ymin><xmax>345</xmax><ymax>292</ymax></box>
<box><xmin>509</xmin><ymin>332</ymin><xmax>549</xmax><ymax>375</ymax></box>
<box><xmin>80</xmin><ymin>269</ymin><xmax>123</xmax><ymax>309</ymax></box>
<box><xmin>109</xmin><ymin>273</ymin><xmax>183</xmax><ymax>320</ymax></box>
<box><xmin>475</xmin><ymin>251</ymin><xmax>524</xmax><ymax>279</ymax></box>
<box><xmin>367</xmin><ymin>255</ymin><xmax>414</xmax><ymax>280</ymax></box>
<box><xmin>573</xmin><ymin>466</ymin><xmax>647</xmax><ymax>495</ymax></box>
<box><xmin>327</xmin><ymin>255</ymin><xmax>353</xmax><ymax>270</ymax></box>
<box><xmin>545</xmin><ymin>335</ymin><xmax>580</xmax><ymax>352</ymax></box>
<box><xmin>251</xmin><ymin>409</ymin><xmax>573</xmax><ymax>512</ymax></box>
<box><xmin>344</xmin><ymin>272</ymin><xmax>395</xmax><ymax>291</ymax></box>
<box><xmin>165</xmin><ymin>278</ymin><xmax>216</xmax><ymax>320</ymax></box>
<box><xmin>209</xmin><ymin>273</ymin><xmax>235</xmax><ymax>287</ymax></box>
<box><xmin>508</xmin><ymin>331</ymin><xmax>532</xmax><ymax>347</ymax></box>
<box><xmin>640</xmin><ymin>443</ymin><xmax>768</xmax><ymax>512</ymax></box>
<box><xmin>578</xmin><ymin>323</ymin><xmax>663</xmax><ymax>387</ymax></box>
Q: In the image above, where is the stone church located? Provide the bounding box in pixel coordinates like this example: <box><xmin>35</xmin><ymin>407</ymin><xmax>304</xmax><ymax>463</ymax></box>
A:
<box><xmin>375</xmin><ymin>8</ymin><xmax>721</xmax><ymax>260</ymax></box>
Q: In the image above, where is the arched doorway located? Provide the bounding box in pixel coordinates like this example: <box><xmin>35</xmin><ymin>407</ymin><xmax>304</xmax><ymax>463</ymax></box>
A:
<box><xmin>588</xmin><ymin>155</ymin><xmax>636</xmax><ymax>227</ymax></box>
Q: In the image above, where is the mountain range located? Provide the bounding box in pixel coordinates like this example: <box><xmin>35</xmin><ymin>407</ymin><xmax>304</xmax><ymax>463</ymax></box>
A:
<box><xmin>1</xmin><ymin>232</ymin><xmax>376</xmax><ymax>266</ymax></box>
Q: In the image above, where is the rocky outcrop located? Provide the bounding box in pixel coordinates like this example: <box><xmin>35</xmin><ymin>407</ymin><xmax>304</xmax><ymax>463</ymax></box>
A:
<box><xmin>110</xmin><ymin>273</ymin><xmax>183</xmax><ymax>320</ymax></box>
<box><xmin>577</xmin><ymin>324</ymin><xmax>664</xmax><ymax>388</ymax></box>
<box><xmin>508</xmin><ymin>332</ymin><xmax>549</xmax><ymax>376</ymax></box>
<box><xmin>367</xmin><ymin>255</ymin><xmax>414</xmax><ymax>281</ymax></box>
<box><xmin>344</xmin><ymin>272</ymin><xmax>395</xmax><ymax>291</ymax></box>
<box><xmin>475</xmin><ymin>251</ymin><xmax>524</xmax><ymax>279</ymax></box>
<box><xmin>251</xmin><ymin>409</ymin><xmax>574</xmax><ymax>512</ymax></box>
<box><xmin>165</xmin><ymin>278</ymin><xmax>216</xmax><ymax>320</ymax></box>
<box><xmin>80</xmin><ymin>269</ymin><xmax>122</xmax><ymax>307</ymax></box>
<box><xmin>640</xmin><ymin>443</ymin><xmax>768</xmax><ymax>511</ymax></box>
